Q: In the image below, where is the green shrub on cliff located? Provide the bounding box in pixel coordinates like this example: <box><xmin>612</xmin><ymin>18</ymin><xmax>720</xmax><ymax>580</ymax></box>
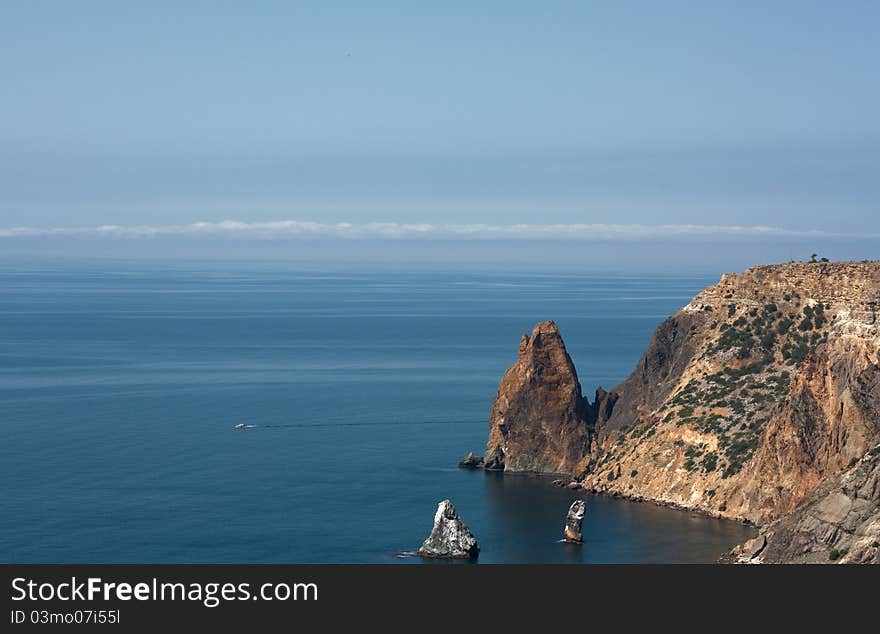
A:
<box><xmin>777</xmin><ymin>316</ymin><xmax>793</xmax><ymax>333</ymax></box>
<box><xmin>720</xmin><ymin>433</ymin><xmax>760</xmax><ymax>478</ymax></box>
<box><xmin>828</xmin><ymin>548</ymin><xmax>847</xmax><ymax>561</ymax></box>
<box><xmin>702</xmin><ymin>452</ymin><xmax>718</xmax><ymax>472</ymax></box>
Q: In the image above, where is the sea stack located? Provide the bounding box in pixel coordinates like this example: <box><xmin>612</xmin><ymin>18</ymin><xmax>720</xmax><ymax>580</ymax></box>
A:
<box><xmin>417</xmin><ymin>500</ymin><xmax>480</xmax><ymax>559</ymax></box>
<box><xmin>563</xmin><ymin>500</ymin><xmax>586</xmax><ymax>543</ymax></box>
<box><xmin>484</xmin><ymin>320</ymin><xmax>591</xmax><ymax>475</ymax></box>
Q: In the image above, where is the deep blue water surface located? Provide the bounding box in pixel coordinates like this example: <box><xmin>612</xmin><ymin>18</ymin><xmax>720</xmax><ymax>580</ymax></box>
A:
<box><xmin>0</xmin><ymin>261</ymin><xmax>754</xmax><ymax>562</ymax></box>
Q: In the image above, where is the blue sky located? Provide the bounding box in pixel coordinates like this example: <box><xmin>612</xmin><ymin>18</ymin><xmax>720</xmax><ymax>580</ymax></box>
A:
<box><xmin>1</xmin><ymin>1</ymin><xmax>878</xmax><ymax>267</ymax></box>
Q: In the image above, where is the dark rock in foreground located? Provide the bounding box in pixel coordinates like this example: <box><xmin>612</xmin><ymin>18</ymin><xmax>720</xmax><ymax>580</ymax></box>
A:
<box><xmin>563</xmin><ymin>500</ymin><xmax>586</xmax><ymax>543</ymax></box>
<box><xmin>417</xmin><ymin>500</ymin><xmax>480</xmax><ymax>559</ymax></box>
<box><xmin>458</xmin><ymin>452</ymin><xmax>484</xmax><ymax>469</ymax></box>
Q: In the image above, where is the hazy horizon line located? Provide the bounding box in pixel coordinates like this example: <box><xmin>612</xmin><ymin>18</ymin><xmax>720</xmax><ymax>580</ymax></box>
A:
<box><xmin>2</xmin><ymin>220</ymin><xmax>877</xmax><ymax>241</ymax></box>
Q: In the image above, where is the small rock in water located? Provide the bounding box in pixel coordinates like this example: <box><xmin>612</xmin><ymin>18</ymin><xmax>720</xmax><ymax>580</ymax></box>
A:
<box><xmin>563</xmin><ymin>500</ymin><xmax>586</xmax><ymax>543</ymax></box>
<box><xmin>417</xmin><ymin>500</ymin><xmax>480</xmax><ymax>559</ymax></box>
<box><xmin>458</xmin><ymin>452</ymin><xmax>484</xmax><ymax>469</ymax></box>
<box><xmin>565</xmin><ymin>481</ymin><xmax>582</xmax><ymax>490</ymax></box>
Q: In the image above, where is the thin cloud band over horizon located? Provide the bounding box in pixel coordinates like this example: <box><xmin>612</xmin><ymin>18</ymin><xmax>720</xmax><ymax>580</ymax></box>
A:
<box><xmin>0</xmin><ymin>221</ymin><xmax>874</xmax><ymax>241</ymax></box>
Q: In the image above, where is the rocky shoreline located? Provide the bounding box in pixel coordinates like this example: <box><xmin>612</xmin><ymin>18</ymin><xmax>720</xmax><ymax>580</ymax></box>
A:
<box><xmin>461</xmin><ymin>262</ymin><xmax>880</xmax><ymax>563</ymax></box>
<box><xmin>572</xmin><ymin>483</ymin><xmax>757</xmax><ymax>526</ymax></box>
<box><xmin>498</xmin><ymin>465</ymin><xmax>759</xmax><ymax>525</ymax></box>
<box><xmin>460</xmin><ymin>459</ymin><xmax>760</xmax><ymax>526</ymax></box>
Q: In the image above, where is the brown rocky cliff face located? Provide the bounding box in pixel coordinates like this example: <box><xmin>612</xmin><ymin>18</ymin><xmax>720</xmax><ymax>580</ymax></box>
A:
<box><xmin>737</xmin><ymin>338</ymin><xmax>880</xmax><ymax>521</ymax></box>
<box><xmin>594</xmin><ymin>312</ymin><xmax>705</xmax><ymax>439</ymax></box>
<box><xmin>484</xmin><ymin>320</ymin><xmax>591</xmax><ymax>475</ymax></box>
<box><xmin>469</xmin><ymin>262</ymin><xmax>880</xmax><ymax>550</ymax></box>
<box><xmin>728</xmin><ymin>445</ymin><xmax>880</xmax><ymax>564</ymax></box>
<box><xmin>582</xmin><ymin>262</ymin><xmax>880</xmax><ymax>526</ymax></box>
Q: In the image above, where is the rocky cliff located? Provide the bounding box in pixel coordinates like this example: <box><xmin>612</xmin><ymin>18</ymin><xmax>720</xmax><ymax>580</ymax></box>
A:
<box><xmin>726</xmin><ymin>443</ymin><xmax>880</xmax><ymax>563</ymax></box>
<box><xmin>581</xmin><ymin>262</ymin><xmax>880</xmax><ymax>526</ymax></box>
<box><xmin>483</xmin><ymin>320</ymin><xmax>593</xmax><ymax>475</ymax></box>
<box><xmin>470</xmin><ymin>262</ymin><xmax>880</xmax><ymax>553</ymax></box>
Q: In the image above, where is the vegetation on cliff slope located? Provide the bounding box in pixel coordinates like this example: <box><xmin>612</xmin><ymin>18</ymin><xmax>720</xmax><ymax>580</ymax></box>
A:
<box><xmin>581</xmin><ymin>261</ymin><xmax>880</xmax><ymax>525</ymax></box>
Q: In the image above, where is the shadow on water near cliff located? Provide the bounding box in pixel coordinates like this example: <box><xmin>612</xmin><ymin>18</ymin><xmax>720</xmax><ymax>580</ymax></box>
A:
<box><xmin>475</xmin><ymin>472</ymin><xmax>755</xmax><ymax>564</ymax></box>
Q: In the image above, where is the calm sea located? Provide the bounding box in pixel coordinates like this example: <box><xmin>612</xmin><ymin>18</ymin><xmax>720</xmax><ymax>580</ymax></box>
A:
<box><xmin>0</xmin><ymin>260</ymin><xmax>754</xmax><ymax>563</ymax></box>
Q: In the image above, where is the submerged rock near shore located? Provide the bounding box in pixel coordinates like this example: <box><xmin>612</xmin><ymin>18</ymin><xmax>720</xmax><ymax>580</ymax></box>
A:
<box><xmin>417</xmin><ymin>500</ymin><xmax>480</xmax><ymax>559</ymax></box>
<box><xmin>458</xmin><ymin>452</ymin><xmax>484</xmax><ymax>469</ymax></box>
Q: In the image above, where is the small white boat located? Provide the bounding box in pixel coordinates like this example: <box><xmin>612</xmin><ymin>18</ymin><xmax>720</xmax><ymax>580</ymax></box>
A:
<box><xmin>233</xmin><ymin>423</ymin><xmax>248</xmax><ymax>430</ymax></box>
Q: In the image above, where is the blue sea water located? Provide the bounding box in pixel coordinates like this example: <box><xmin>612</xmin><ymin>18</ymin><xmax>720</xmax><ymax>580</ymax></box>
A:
<box><xmin>0</xmin><ymin>260</ymin><xmax>754</xmax><ymax>563</ymax></box>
